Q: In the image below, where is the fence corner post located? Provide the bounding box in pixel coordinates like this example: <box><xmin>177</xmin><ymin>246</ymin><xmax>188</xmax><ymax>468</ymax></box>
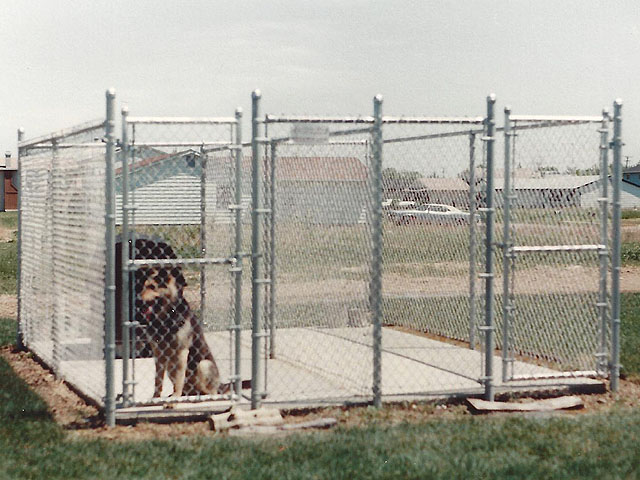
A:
<box><xmin>250</xmin><ymin>89</ymin><xmax>264</xmax><ymax>410</ymax></box>
<box><xmin>16</xmin><ymin>127</ymin><xmax>25</xmax><ymax>351</ymax></box>
<box><xmin>501</xmin><ymin>105</ymin><xmax>512</xmax><ymax>383</ymax></box>
<box><xmin>610</xmin><ymin>99</ymin><xmax>623</xmax><ymax>392</ymax></box>
<box><xmin>104</xmin><ymin>88</ymin><xmax>117</xmax><ymax>427</ymax></box>
<box><xmin>371</xmin><ymin>94</ymin><xmax>384</xmax><ymax>408</ymax></box>
<box><xmin>483</xmin><ymin>93</ymin><xmax>497</xmax><ymax>401</ymax></box>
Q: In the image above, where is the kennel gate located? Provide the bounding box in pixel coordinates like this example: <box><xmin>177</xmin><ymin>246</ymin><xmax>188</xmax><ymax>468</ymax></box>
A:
<box><xmin>117</xmin><ymin>108</ymin><xmax>247</xmax><ymax>408</ymax></box>
<box><xmin>499</xmin><ymin>104</ymin><xmax>623</xmax><ymax>386</ymax></box>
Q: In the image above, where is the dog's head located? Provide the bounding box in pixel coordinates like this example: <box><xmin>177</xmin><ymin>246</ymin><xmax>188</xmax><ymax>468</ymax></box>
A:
<box><xmin>135</xmin><ymin>266</ymin><xmax>188</xmax><ymax>325</ymax></box>
<box><xmin>132</xmin><ymin>239</ymin><xmax>188</xmax><ymax>327</ymax></box>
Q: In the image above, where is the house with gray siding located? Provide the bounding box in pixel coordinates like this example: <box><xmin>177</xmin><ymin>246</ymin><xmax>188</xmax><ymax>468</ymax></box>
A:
<box><xmin>271</xmin><ymin>156</ymin><xmax>369</xmax><ymax>225</ymax></box>
<box><xmin>116</xmin><ymin>152</ymin><xmax>369</xmax><ymax>226</ymax></box>
<box><xmin>397</xmin><ymin>173</ymin><xmax>640</xmax><ymax>211</ymax></box>
<box><xmin>498</xmin><ymin>175</ymin><xmax>640</xmax><ymax>209</ymax></box>
<box><xmin>403</xmin><ymin>178</ymin><xmax>471</xmax><ymax>209</ymax></box>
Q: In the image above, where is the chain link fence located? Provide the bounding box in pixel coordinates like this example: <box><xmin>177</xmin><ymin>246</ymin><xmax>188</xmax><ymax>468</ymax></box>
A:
<box><xmin>16</xmin><ymin>90</ymin><xmax>623</xmax><ymax>425</ymax></box>
<box><xmin>18</xmin><ymin>119</ymin><xmax>107</xmax><ymax>404</ymax></box>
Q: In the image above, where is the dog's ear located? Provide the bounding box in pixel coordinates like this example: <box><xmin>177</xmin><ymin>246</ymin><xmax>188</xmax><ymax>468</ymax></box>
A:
<box><xmin>171</xmin><ymin>267</ymin><xmax>187</xmax><ymax>289</ymax></box>
<box><xmin>157</xmin><ymin>242</ymin><xmax>177</xmax><ymax>260</ymax></box>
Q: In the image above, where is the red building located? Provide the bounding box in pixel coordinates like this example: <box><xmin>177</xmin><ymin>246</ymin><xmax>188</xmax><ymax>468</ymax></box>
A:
<box><xmin>1</xmin><ymin>153</ymin><xmax>18</xmax><ymax>211</ymax></box>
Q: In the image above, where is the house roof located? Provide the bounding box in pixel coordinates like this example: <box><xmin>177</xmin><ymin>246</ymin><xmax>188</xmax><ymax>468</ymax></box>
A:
<box><xmin>412</xmin><ymin>178</ymin><xmax>470</xmax><ymax>191</ymax></box>
<box><xmin>508</xmin><ymin>175</ymin><xmax>601</xmax><ymax>190</ymax></box>
<box><xmin>494</xmin><ymin>167</ymin><xmax>540</xmax><ymax>179</ymax></box>
<box><xmin>624</xmin><ymin>164</ymin><xmax>640</xmax><ymax>174</ymax></box>
<box><xmin>276</xmin><ymin>157</ymin><xmax>367</xmax><ymax>181</ymax></box>
<box><xmin>115</xmin><ymin>149</ymin><xmax>198</xmax><ymax>176</ymax></box>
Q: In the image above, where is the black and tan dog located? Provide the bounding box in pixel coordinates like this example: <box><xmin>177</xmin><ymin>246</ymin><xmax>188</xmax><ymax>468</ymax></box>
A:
<box><xmin>136</xmin><ymin>262</ymin><xmax>220</xmax><ymax>398</ymax></box>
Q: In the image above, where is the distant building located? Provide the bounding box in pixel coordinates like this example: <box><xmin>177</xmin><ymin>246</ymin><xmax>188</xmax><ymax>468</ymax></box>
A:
<box><xmin>623</xmin><ymin>165</ymin><xmax>640</xmax><ymax>188</ymax></box>
<box><xmin>398</xmin><ymin>174</ymin><xmax>640</xmax><ymax>210</ymax></box>
<box><xmin>115</xmin><ymin>151</ymin><xmax>369</xmax><ymax>225</ymax></box>
<box><xmin>1</xmin><ymin>152</ymin><xmax>18</xmax><ymax>211</ymax></box>
<box><xmin>403</xmin><ymin>178</ymin><xmax>471</xmax><ymax>208</ymax></box>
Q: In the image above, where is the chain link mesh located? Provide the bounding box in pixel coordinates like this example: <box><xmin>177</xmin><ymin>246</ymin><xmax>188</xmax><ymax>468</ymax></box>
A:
<box><xmin>120</xmin><ymin>120</ymin><xmax>238</xmax><ymax>403</ymax></box>
<box><xmin>254</xmin><ymin>117</ymin><xmax>491</xmax><ymax>404</ymax></box>
<box><xmin>500</xmin><ymin>118</ymin><xmax>610</xmax><ymax>379</ymax></box>
<box><xmin>19</xmin><ymin>123</ymin><xmax>107</xmax><ymax>404</ymax></box>
<box><xmin>262</xmin><ymin>124</ymin><xmax>375</xmax><ymax>402</ymax></box>
<box><xmin>380</xmin><ymin>121</ymin><xmax>488</xmax><ymax>395</ymax></box>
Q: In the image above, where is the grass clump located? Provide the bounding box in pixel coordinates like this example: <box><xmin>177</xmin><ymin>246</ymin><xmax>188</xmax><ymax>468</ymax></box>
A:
<box><xmin>622</xmin><ymin>209</ymin><xmax>640</xmax><ymax>220</ymax></box>
<box><xmin>622</xmin><ymin>242</ymin><xmax>640</xmax><ymax>265</ymax></box>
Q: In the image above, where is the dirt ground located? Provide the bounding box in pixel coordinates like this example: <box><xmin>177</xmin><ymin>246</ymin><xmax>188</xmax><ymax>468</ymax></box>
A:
<box><xmin>2</xmin><ymin>343</ymin><xmax>640</xmax><ymax>441</ymax></box>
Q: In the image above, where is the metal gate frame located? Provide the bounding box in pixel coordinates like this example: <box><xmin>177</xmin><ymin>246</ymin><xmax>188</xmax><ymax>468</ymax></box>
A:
<box><xmin>116</xmin><ymin>109</ymin><xmax>245</xmax><ymax>411</ymax></box>
<box><xmin>498</xmin><ymin>103</ymin><xmax>623</xmax><ymax>387</ymax></box>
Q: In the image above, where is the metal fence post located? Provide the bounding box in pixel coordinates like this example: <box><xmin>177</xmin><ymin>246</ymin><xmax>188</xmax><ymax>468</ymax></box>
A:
<box><xmin>268</xmin><ymin>141</ymin><xmax>277</xmax><ymax>360</ymax></box>
<box><xmin>104</xmin><ymin>88</ymin><xmax>117</xmax><ymax>426</ymax></box>
<box><xmin>200</xmin><ymin>144</ymin><xmax>207</xmax><ymax>324</ymax></box>
<box><xmin>250</xmin><ymin>90</ymin><xmax>265</xmax><ymax>409</ymax></box>
<box><xmin>371</xmin><ymin>94</ymin><xmax>384</xmax><ymax>408</ymax></box>
<box><xmin>468</xmin><ymin>132</ymin><xmax>477</xmax><ymax>349</ymax></box>
<box><xmin>120</xmin><ymin>106</ymin><xmax>131</xmax><ymax>406</ymax></box>
<box><xmin>501</xmin><ymin>106</ymin><xmax>513</xmax><ymax>382</ymax></box>
<box><xmin>233</xmin><ymin>107</ymin><xmax>244</xmax><ymax>398</ymax></box>
<box><xmin>16</xmin><ymin>128</ymin><xmax>25</xmax><ymax>350</ymax></box>
<box><xmin>51</xmin><ymin>138</ymin><xmax>60</xmax><ymax>375</ymax></box>
<box><xmin>610</xmin><ymin>99</ymin><xmax>622</xmax><ymax>392</ymax></box>
<box><xmin>483</xmin><ymin>94</ymin><xmax>497</xmax><ymax>401</ymax></box>
<box><xmin>597</xmin><ymin>108</ymin><xmax>609</xmax><ymax>374</ymax></box>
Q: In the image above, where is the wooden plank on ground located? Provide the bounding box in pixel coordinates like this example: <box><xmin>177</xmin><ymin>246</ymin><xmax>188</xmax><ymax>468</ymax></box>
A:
<box><xmin>467</xmin><ymin>395</ymin><xmax>584</xmax><ymax>413</ymax></box>
<box><xmin>209</xmin><ymin>407</ymin><xmax>284</xmax><ymax>431</ymax></box>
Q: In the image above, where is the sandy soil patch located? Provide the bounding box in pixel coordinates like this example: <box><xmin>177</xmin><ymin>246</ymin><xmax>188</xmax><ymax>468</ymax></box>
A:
<box><xmin>0</xmin><ymin>294</ymin><xmax>17</xmax><ymax>319</ymax></box>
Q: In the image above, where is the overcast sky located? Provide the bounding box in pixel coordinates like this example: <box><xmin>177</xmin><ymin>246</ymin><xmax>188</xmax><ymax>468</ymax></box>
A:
<box><xmin>1</xmin><ymin>0</ymin><xmax>638</xmax><ymax>166</ymax></box>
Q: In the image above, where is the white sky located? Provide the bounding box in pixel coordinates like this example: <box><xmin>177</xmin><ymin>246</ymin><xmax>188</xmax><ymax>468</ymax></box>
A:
<box><xmin>1</xmin><ymin>0</ymin><xmax>638</xmax><ymax>166</ymax></box>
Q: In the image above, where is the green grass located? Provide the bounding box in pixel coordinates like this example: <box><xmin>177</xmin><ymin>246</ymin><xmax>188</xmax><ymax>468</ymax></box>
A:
<box><xmin>0</xmin><ymin>242</ymin><xmax>17</xmax><ymax>295</ymax></box>
<box><xmin>622</xmin><ymin>242</ymin><xmax>640</xmax><ymax>265</ymax></box>
<box><xmin>0</xmin><ymin>211</ymin><xmax>18</xmax><ymax>230</ymax></box>
<box><xmin>621</xmin><ymin>293</ymin><xmax>640</xmax><ymax>379</ymax></box>
<box><xmin>0</xmin><ymin>211</ymin><xmax>17</xmax><ymax>294</ymax></box>
<box><xmin>622</xmin><ymin>209</ymin><xmax>640</xmax><ymax>220</ymax></box>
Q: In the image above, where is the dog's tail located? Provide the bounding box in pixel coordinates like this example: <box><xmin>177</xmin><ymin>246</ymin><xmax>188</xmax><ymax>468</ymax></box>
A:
<box><xmin>217</xmin><ymin>379</ymin><xmax>252</xmax><ymax>394</ymax></box>
<box><xmin>195</xmin><ymin>360</ymin><xmax>220</xmax><ymax>395</ymax></box>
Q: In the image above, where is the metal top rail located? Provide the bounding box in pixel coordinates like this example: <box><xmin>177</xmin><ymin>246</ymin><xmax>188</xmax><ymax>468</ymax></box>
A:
<box><xmin>127</xmin><ymin>116</ymin><xmax>237</xmax><ymax>125</ymax></box>
<box><xmin>510</xmin><ymin>114</ymin><xmax>604</xmax><ymax>123</ymax></box>
<box><xmin>265</xmin><ymin>115</ymin><xmax>375</xmax><ymax>124</ymax></box>
<box><xmin>21</xmin><ymin>142</ymin><xmax>107</xmax><ymax>150</ymax></box>
<box><xmin>131</xmin><ymin>141</ymin><xmax>231</xmax><ymax>148</ymax></box>
<box><xmin>264</xmin><ymin>114</ymin><xmax>485</xmax><ymax>125</ymax></box>
<box><xmin>18</xmin><ymin>118</ymin><xmax>105</xmax><ymax>149</ymax></box>
<box><xmin>382</xmin><ymin>116</ymin><xmax>484</xmax><ymax>124</ymax></box>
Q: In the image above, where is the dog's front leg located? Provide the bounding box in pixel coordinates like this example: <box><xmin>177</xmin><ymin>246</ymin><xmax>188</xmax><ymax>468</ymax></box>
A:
<box><xmin>153</xmin><ymin>357</ymin><xmax>166</xmax><ymax>398</ymax></box>
<box><xmin>169</xmin><ymin>347</ymin><xmax>189</xmax><ymax>397</ymax></box>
